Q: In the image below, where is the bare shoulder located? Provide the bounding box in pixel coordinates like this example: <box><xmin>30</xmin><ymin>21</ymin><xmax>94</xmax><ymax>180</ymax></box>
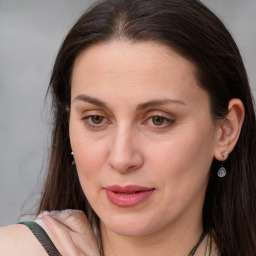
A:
<box><xmin>0</xmin><ymin>224</ymin><xmax>47</xmax><ymax>256</ymax></box>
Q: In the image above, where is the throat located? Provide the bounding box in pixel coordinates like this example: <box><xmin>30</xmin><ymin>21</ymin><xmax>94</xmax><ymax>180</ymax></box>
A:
<box><xmin>100</xmin><ymin>221</ymin><xmax>207</xmax><ymax>256</ymax></box>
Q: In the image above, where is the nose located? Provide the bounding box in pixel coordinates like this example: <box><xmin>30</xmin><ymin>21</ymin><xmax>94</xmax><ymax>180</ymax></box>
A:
<box><xmin>108</xmin><ymin>128</ymin><xmax>144</xmax><ymax>173</ymax></box>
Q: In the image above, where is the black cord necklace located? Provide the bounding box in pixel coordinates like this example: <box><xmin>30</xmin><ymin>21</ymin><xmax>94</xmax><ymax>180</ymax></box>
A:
<box><xmin>188</xmin><ymin>230</ymin><xmax>207</xmax><ymax>256</ymax></box>
<box><xmin>99</xmin><ymin>230</ymin><xmax>207</xmax><ymax>256</ymax></box>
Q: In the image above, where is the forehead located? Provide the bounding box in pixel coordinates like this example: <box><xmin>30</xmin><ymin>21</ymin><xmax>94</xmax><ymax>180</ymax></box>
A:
<box><xmin>72</xmin><ymin>40</ymin><xmax>196</xmax><ymax>79</ymax></box>
<box><xmin>71</xmin><ymin>40</ymin><xmax>207</xmax><ymax>107</ymax></box>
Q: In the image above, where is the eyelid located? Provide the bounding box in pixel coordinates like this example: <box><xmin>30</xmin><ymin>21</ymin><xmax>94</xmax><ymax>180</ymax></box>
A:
<box><xmin>80</xmin><ymin>110</ymin><xmax>175</xmax><ymax>129</ymax></box>
<box><xmin>82</xmin><ymin>114</ymin><xmax>111</xmax><ymax>128</ymax></box>
<box><xmin>143</xmin><ymin>110</ymin><xmax>175</xmax><ymax>120</ymax></box>
<box><xmin>142</xmin><ymin>112</ymin><xmax>175</xmax><ymax>127</ymax></box>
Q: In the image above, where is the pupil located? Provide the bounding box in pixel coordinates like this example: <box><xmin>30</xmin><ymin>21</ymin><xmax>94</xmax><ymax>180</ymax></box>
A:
<box><xmin>153</xmin><ymin>116</ymin><xmax>164</xmax><ymax>125</ymax></box>
<box><xmin>92</xmin><ymin>116</ymin><xmax>103</xmax><ymax>124</ymax></box>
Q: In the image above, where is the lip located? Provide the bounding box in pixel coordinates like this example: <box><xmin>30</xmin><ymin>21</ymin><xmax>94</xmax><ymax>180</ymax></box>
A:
<box><xmin>105</xmin><ymin>185</ymin><xmax>155</xmax><ymax>208</ymax></box>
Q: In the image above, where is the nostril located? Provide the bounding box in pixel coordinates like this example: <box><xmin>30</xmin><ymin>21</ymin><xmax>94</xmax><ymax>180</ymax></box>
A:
<box><xmin>108</xmin><ymin>135</ymin><xmax>144</xmax><ymax>172</ymax></box>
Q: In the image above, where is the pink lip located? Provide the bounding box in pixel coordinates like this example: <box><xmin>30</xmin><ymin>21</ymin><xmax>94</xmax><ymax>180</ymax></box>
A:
<box><xmin>105</xmin><ymin>185</ymin><xmax>155</xmax><ymax>208</ymax></box>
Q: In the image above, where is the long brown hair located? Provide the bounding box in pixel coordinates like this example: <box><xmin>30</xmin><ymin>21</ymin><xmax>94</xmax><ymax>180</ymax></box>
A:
<box><xmin>37</xmin><ymin>0</ymin><xmax>256</xmax><ymax>255</ymax></box>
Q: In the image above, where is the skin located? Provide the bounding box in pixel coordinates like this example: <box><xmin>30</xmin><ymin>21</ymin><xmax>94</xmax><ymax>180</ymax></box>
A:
<box><xmin>0</xmin><ymin>210</ymin><xmax>100</xmax><ymax>256</ymax></box>
<box><xmin>69</xmin><ymin>40</ymin><xmax>244</xmax><ymax>256</ymax></box>
<box><xmin>0</xmin><ymin>40</ymin><xmax>244</xmax><ymax>256</ymax></box>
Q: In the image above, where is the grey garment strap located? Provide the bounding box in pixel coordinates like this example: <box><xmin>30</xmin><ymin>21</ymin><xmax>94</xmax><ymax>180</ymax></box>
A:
<box><xmin>19</xmin><ymin>221</ymin><xmax>61</xmax><ymax>256</ymax></box>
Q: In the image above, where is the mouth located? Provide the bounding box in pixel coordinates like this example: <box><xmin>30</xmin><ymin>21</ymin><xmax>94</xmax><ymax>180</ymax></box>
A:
<box><xmin>116</xmin><ymin>191</ymin><xmax>141</xmax><ymax>194</ymax></box>
<box><xmin>105</xmin><ymin>185</ymin><xmax>155</xmax><ymax>207</ymax></box>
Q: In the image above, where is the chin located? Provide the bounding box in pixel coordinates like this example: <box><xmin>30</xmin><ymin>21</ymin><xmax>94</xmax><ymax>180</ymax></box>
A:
<box><xmin>100</xmin><ymin>213</ymin><xmax>161</xmax><ymax>237</ymax></box>
<box><xmin>108</xmin><ymin>224</ymin><xmax>153</xmax><ymax>237</ymax></box>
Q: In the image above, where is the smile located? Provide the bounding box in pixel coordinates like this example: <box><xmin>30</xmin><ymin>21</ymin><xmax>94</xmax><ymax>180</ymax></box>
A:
<box><xmin>105</xmin><ymin>185</ymin><xmax>155</xmax><ymax>207</ymax></box>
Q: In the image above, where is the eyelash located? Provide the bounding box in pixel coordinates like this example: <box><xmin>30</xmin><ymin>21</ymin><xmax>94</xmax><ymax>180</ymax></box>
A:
<box><xmin>82</xmin><ymin>115</ymin><xmax>110</xmax><ymax>128</ymax></box>
<box><xmin>143</xmin><ymin>115</ymin><xmax>175</xmax><ymax>128</ymax></box>
<box><xmin>82</xmin><ymin>114</ymin><xmax>175</xmax><ymax>129</ymax></box>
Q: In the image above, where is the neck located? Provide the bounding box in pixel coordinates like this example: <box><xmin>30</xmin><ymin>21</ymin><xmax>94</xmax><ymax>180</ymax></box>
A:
<box><xmin>100</xmin><ymin>215</ymin><xmax>205</xmax><ymax>256</ymax></box>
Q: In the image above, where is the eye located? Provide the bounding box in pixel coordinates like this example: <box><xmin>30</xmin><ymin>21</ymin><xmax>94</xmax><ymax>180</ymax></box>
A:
<box><xmin>144</xmin><ymin>115</ymin><xmax>174</xmax><ymax>127</ymax></box>
<box><xmin>82</xmin><ymin>115</ymin><xmax>108</xmax><ymax>126</ymax></box>
<box><xmin>151</xmin><ymin>116</ymin><xmax>167</xmax><ymax>126</ymax></box>
<box><xmin>90</xmin><ymin>115</ymin><xmax>104</xmax><ymax>124</ymax></box>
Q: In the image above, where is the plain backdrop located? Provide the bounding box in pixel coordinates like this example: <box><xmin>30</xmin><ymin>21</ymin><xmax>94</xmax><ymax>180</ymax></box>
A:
<box><xmin>0</xmin><ymin>0</ymin><xmax>255</xmax><ymax>226</ymax></box>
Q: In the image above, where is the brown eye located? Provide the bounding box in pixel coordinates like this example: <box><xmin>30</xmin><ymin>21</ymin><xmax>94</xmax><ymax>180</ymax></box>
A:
<box><xmin>144</xmin><ymin>115</ymin><xmax>174</xmax><ymax>128</ymax></box>
<box><xmin>152</xmin><ymin>116</ymin><xmax>166</xmax><ymax>126</ymax></box>
<box><xmin>91</xmin><ymin>115</ymin><xmax>104</xmax><ymax>124</ymax></box>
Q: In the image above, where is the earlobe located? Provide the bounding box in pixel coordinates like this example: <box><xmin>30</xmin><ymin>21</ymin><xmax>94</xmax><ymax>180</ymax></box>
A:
<box><xmin>214</xmin><ymin>98</ymin><xmax>245</xmax><ymax>161</ymax></box>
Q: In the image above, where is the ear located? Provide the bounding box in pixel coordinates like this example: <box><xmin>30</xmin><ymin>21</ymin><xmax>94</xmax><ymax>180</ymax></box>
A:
<box><xmin>214</xmin><ymin>98</ymin><xmax>245</xmax><ymax>161</ymax></box>
<box><xmin>66</xmin><ymin>106</ymin><xmax>70</xmax><ymax>112</ymax></box>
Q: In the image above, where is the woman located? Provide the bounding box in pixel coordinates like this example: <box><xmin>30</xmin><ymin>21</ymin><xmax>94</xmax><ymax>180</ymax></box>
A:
<box><xmin>1</xmin><ymin>0</ymin><xmax>255</xmax><ymax>255</ymax></box>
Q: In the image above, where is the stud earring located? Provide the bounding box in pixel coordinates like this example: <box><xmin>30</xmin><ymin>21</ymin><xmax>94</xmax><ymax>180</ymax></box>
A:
<box><xmin>71</xmin><ymin>151</ymin><xmax>75</xmax><ymax>165</ymax></box>
<box><xmin>221</xmin><ymin>151</ymin><xmax>228</xmax><ymax>158</ymax></box>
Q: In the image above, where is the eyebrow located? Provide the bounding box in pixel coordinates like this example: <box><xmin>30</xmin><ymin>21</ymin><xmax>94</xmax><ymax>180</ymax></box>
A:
<box><xmin>73</xmin><ymin>95</ymin><xmax>107</xmax><ymax>107</ymax></box>
<box><xmin>136</xmin><ymin>99</ymin><xmax>186</xmax><ymax>111</ymax></box>
<box><xmin>73</xmin><ymin>94</ymin><xmax>186</xmax><ymax>110</ymax></box>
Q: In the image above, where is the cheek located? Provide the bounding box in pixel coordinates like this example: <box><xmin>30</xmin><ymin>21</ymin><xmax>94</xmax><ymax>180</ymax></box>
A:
<box><xmin>72</xmin><ymin>140</ymin><xmax>107</xmax><ymax>201</ymax></box>
<box><xmin>69</xmin><ymin>121</ymin><xmax>107</xmax><ymax>185</ymax></box>
<box><xmin>73</xmin><ymin>140</ymin><xmax>107</xmax><ymax>176</ymax></box>
<box><xmin>142</xmin><ymin>125</ymin><xmax>215</xmax><ymax>224</ymax></box>
<box><xmin>147</xmin><ymin>122</ymin><xmax>215</xmax><ymax>189</ymax></box>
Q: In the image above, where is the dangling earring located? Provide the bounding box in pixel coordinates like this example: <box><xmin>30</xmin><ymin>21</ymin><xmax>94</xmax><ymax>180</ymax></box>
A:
<box><xmin>71</xmin><ymin>151</ymin><xmax>75</xmax><ymax>165</ymax></box>
<box><xmin>217</xmin><ymin>151</ymin><xmax>228</xmax><ymax>177</ymax></box>
<box><xmin>217</xmin><ymin>163</ymin><xmax>226</xmax><ymax>177</ymax></box>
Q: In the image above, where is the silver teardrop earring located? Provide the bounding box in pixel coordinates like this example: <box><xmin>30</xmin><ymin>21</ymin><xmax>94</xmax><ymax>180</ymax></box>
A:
<box><xmin>71</xmin><ymin>151</ymin><xmax>75</xmax><ymax>165</ymax></box>
<box><xmin>217</xmin><ymin>151</ymin><xmax>228</xmax><ymax>178</ymax></box>
<box><xmin>217</xmin><ymin>163</ymin><xmax>226</xmax><ymax>177</ymax></box>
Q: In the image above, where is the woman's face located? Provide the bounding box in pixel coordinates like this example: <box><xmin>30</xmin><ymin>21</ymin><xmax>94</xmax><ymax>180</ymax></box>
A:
<box><xmin>69</xmin><ymin>41</ymin><xmax>218</xmax><ymax>237</ymax></box>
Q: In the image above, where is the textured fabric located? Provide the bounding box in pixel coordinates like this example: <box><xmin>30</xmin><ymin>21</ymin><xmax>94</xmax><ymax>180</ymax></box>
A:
<box><xmin>19</xmin><ymin>221</ymin><xmax>61</xmax><ymax>256</ymax></box>
<box><xmin>34</xmin><ymin>210</ymin><xmax>101</xmax><ymax>256</ymax></box>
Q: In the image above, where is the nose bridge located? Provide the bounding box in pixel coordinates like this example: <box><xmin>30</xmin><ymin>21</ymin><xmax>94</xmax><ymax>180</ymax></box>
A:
<box><xmin>108</xmin><ymin>123</ymin><xmax>143</xmax><ymax>172</ymax></box>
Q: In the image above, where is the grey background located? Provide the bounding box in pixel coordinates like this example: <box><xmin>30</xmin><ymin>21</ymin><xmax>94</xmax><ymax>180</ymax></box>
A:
<box><xmin>0</xmin><ymin>0</ymin><xmax>255</xmax><ymax>226</ymax></box>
